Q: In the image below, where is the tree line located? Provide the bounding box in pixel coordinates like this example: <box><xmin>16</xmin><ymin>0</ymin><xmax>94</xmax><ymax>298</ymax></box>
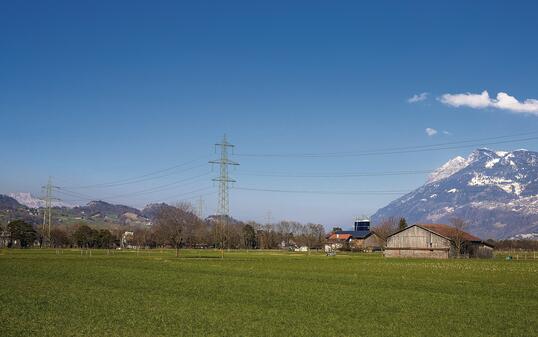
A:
<box><xmin>488</xmin><ymin>239</ymin><xmax>538</xmax><ymax>251</ymax></box>
<box><xmin>0</xmin><ymin>203</ymin><xmax>326</xmax><ymax>254</ymax></box>
<box><xmin>2</xmin><ymin>209</ymin><xmax>536</xmax><ymax>252</ymax></box>
<box><xmin>0</xmin><ymin>219</ymin><xmax>121</xmax><ymax>249</ymax></box>
<box><xmin>149</xmin><ymin>203</ymin><xmax>326</xmax><ymax>256</ymax></box>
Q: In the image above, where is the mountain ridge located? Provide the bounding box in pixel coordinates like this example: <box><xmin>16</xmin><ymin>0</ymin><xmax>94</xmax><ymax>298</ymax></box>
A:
<box><xmin>8</xmin><ymin>192</ymin><xmax>73</xmax><ymax>208</ymax></box>
<box><xmin>372</xmin><ymin>148</ymin><xmax>538</xmax><ymax>239</ymax></box>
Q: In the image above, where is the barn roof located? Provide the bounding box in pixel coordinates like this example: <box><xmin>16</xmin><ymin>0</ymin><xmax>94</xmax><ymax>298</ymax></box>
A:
<box><xmin>418</xmin><ymin>224</ymin><xmax>482</xmax><ymax>242</ymax></box>
<box><xmin>333</xmin><ymin>230</ymin><xmax>372</xmax><ymax>239</ymax></box>
<box><xmin>386</xmin><ymin>223</ymin><xmax>487</xmax><ymax>243</ymax></box>
<box><xmin>328</xmin><ymin>233</ymin><xmax>352</xmax><ymax>241</ymax></box>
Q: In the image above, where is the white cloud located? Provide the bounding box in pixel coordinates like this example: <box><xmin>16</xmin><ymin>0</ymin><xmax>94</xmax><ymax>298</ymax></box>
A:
<box><xmin>440</xmin><ymin>90</ymin><xmax>538</xmax><ymax>115</ymax></box>
<box><xmin>494</xmin><ymin>92</ymin><xmax>538</xmax><ymax>113</ymax></box>
<box><xmin>440</xmin><ymin>90</ymin><xmax>491</xmax><ymax>109</ymax></box>
<box><xmin>408</xmin><ymin>92</ymin><xmax>428</xmax><ymax>103</ymax></box>
<box><xmin>425</xmin><ymin>128</ymin><xmax>438</xmax><ymax>136</ymax></box>
<box><xmin>442</xmin><ymin>130</ymin><xmax>452</xmax><ymax>135</ymax></box>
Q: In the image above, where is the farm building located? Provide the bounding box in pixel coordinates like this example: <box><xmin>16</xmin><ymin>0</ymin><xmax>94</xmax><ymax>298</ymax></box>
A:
<box><xmin>327</xmin><ymin>218</ymin><xmax>384</xmax><ymax>251</ymax></box>
<box><xmin>384</xmin><ymin>224</ymin><xmax>493</xmax><ymax>259</ymax></box>
<box><xmin>0</xmin><ymin>230</ymin><xmax>9</xmax><ymax>248</ymax></box>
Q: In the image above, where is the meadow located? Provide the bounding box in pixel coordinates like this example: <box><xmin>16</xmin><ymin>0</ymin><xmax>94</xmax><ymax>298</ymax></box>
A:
<box><xmin>0</xmin><ymin>249</ymin><xmax>537</xmax><ymax>337</ymax></box>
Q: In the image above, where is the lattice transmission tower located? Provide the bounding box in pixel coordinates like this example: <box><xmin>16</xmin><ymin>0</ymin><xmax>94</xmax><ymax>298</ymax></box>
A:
<box><xmin>209</xmin><ymin>134</ymin><xmax>239</xmax><ymax>217</ymax></box>
<box><xmin>41</xmin><ymin>177</ymin><xmax>60</xmax><ymax>247</ymax></box>
<box><xmin>196</xmin><ymin>196</ymin><xmax>205</xmax><ymax>220</ymax></box>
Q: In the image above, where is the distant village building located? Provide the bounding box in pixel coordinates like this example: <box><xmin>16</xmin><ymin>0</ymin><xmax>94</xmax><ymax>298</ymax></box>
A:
<box><xmin>327</xmin><ymin>218</ymin><xmax>384</xmax><ymax>251</ymax></box>
<box><xmin>120</xmin><ymin>231</ymin><xmax>134</xmax><ymax>249</ymax></box>
<box><xmin>0</xmin><ymin>229</ymin><xmax>10</xmax><ymax>248</ymax></box>
<box><xmin>384</xmin><ymin>224</ymin><xmax>493</xmax><ymax>259</ymax></box>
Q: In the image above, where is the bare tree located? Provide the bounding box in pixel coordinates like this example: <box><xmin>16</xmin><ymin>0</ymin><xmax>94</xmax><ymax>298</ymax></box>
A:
<box><xmin>450</xmin><ymin>218</ymin><xmax>468</xmax><ymax>258</ymax></box>
<box><xmin>153</xmin><ymin>203</ymin><xmax>199</xmax><ymax>257</ymax></box>
<box><xmin>50</xmin><ymin>227</ymin><xmax>70</xmax><ymax>248</ymax></box>
<box><xmin>133</xmin><ymin>227</ymin><xmax>151</xmax><ymax>249</ymax></box>
<box><xmin>277</xmin><ymin>221</ymin><xmax>293</xmax><ymax>247</ymax></box>
<box><xmin>212</xmin><ymin>216</ymin><xmax>228</xmax><ymax>256</ymax></box>
<box><xmin>259</xmin><ymin>223</ymin><xmax>279</xmax><ymax>249</ymax></box>
<box><xmin>191</xmin><ymin>219</ymin><xmax>210</xmax><ymax>248</ymax></box>
<box><xmin>242</xmin><ymin>223</ymin><xmax>257</xmax><ymax>249</ymax></box>
<box><xmin>309</xmin><ymin>223</ymin><xmax>325</xmax><ymax>249</ymax></box>
<box><xmin>373</xmin><ymin>217</ymin><xmax>399</xmax><ymax>242</ymax></box>
<box><xmin>255</xmin><ymin>223</ymin><xmax>271</xmax><ymax>249</ymax></box>
<box><xmin>223</xmin><ymin>222</ymin><xmax>244</xmax><ymax>250</ymax></box>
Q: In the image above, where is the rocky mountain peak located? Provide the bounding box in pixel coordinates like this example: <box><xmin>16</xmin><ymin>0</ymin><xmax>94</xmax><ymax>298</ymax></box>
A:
<box><xmin>427</xmin><ymin>156</ymin><xmax>469</xmax><ymax>184</ymax></box>
<box><xmin>372</xmin><ymin>149</ymin><xmax>538</xmax><ymax>239</ymax></box>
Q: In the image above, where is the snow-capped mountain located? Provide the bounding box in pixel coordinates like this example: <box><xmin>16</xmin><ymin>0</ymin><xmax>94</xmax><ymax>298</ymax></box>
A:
<box><xmin>74</xmin><ymin>200</ymin><xmax>141</xmax><ymax>218</ymax></box>
<box><xmin>427</xmin><ymin>156</ymin><xmax>469</xmax><ymax>184</ymax></box>
<box><xmin>0</xmin><ymin>195</ymin><xmax>150</xmax><ymax>227</ymax></box>
<box><xmin>372</xmin><ymin>148</ymin><xmax>538</xmax><ymax>239</ymax></box>
<box><xmin>509</xmin><ymin>233</ymin><xmax>538</xmax><ymax>240</ymax></box>
<box><xmin>8</xmin><ymin>192</ymin><xmax>74</xmax><ymax>208</ymax></box>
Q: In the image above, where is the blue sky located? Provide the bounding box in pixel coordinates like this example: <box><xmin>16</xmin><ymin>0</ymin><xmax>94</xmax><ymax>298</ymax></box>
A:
<box><xmin>1</xmin><ymin>1</ymin><xmax>538</xmax><ymax>227</ymax></box>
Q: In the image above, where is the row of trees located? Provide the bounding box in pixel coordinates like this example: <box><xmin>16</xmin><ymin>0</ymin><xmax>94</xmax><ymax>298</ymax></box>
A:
<box><xmin>71</xmin><ymin>226</ymin><xmax>117</xmax><ymax>248</ymax></box>
<box><xmin>5</xmin><ymin>209</ymin><xmax>536</xmax><ymax>253</ymax></box>
<box><xmin>151</xmin><ymin>203</ymin><xmax>326</xmax><ymax>256</ymax></box>
<box><xmin>0</xmin><ymin>220</ymin><xmax>37</xmax><ymax>248</ymax></box>
<box><xmin>0</xmin><ymin>204</ymin><xmax>326</xmax><ymax>255</ymax></box>
<box><xmin>251</xmin><ymin>221</ymin><xmax>325</xmax><ymax>250</ymax></box>
<box><xmin>0</xmin><ymin>220</ymin><xmax>120</xmax><ymax>249</ymax></box>
<box><xmin>490</xmin><ymin>239</ymin><xmax>538</xmax><ymax>251</ymax></box>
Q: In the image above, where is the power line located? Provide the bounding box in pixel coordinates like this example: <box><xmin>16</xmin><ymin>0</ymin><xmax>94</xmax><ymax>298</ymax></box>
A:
<box><xmin>235</xmin><ymin>131</ymin><xmax>538</xmax><ymax>158</ymax></box>
<box><xmin>55</xmin><ymin>172</ymin><xmax>212</xmax><ymax>204</ymax></box>
<box><xmin>58</xmin><ymin>174</ymin><xmax>210</xmax><ymax>202</ymax></box>
<box><xmin>156</xmin><ymin>186</ymin><xmax>216</xmax><ymax>204</ymax></box>
<box><xmin>47</xmin><ymin>131</ymin><xmax>538</xmax><ymax>213</ymax></box>
<box><xmin>240</xmin><ymin>169</ymin><xmax>433</xmax><ymax>178</ymax></box>
<box><xmin>234</xmin><ymin>186</ymin><xmax>409</xmax><ymax>195</ymax></box>
<box><xmin>56</xmin><ymin>185</ymin><xmax>216</xmax><ymax>207</ymax></box>
<box><xmin>98</xmin><ymin>172</ymin><xmax>212</xmax><ymax>199</ymax></box>
<box><xmin>60</xmin><ymin>158</ymin><xmax>208</xmax><ymax>189</ymax></box>
<box><xmin>54</xmin><ymin>189</ymin><xmax>100</xmax><ymax>202</ymax></box>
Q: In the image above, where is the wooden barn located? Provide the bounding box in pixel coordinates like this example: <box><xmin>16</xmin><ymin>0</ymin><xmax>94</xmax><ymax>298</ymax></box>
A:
<box><xmin>384</xmin><ymin>224</ymin><xmax>493</xmax><ymax>259</ymax></box>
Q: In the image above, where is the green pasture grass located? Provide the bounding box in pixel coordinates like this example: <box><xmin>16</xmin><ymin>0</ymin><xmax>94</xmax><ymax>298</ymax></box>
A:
<box><xmin>0</xmin><ymin>249</ymin><xmax>537</xmax><ymax>337</ymax></box>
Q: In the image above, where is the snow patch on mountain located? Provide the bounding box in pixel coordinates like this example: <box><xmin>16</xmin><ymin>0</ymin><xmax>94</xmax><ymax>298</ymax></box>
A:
<box><xmin>509</xmin><ymin>233</ymin><xmax>538</xmax><ymax>240</ymax></box>
<box><xmin>426</xmin><ymin>206</ymin><xmax>455</xmax><ymax>222</ymax></box>
<box><xmin>9</xmin><ymin>192</ymin><xmax>45</xmax><ymax>208</ymax></box>
<box><xmin>427</xmin><ymin>156</ymin><xmax>469</xmax><ymax>184</ymax></box>
<box><xmin>485</xmin><ymin>158</ymin><xmax>500</xmax><ymax>168</ymax></box>
<box><xmin>470</xmin><ymin>195</ymin><xmax>538</xmax><ymax>214</ymax></box>
<box><xmin>468</xmin><ymin>173</ymin><xmax>523</xmax><ymax>195</ymax></box>
<box><xmin>8</xmin><ymin>192</ymin><xmax>73</xmax><ymax>208</ymax></box>
<box><xmin>372</xmin><ymin>148</ymin><xmax>538</xmax><ymax>239</ymax></box>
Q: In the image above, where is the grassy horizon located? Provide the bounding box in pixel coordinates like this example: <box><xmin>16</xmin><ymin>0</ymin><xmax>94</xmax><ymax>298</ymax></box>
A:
<box><xmin>1</xmin><ymin>249</ymin><xmax>537</xmax><ymax>336</ymax></box>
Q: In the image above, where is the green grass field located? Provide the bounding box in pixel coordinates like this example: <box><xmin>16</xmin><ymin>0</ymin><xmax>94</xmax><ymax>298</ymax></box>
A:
<box><xmin>1</xmin><ymin>249</ymin><xmax>537</xmax><ymax>337</ymax></box>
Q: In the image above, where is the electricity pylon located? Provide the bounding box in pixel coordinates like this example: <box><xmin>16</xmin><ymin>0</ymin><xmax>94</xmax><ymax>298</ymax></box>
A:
<box><xmin>266</xmin><ymin>210</ymin><xmax>272</xmax><ymax>226</ymax></box>
<box><xmin>209</xmin><ymin>135</ymin><xmax>239</xmax><ymax>255</ymax></box>
<box><xmin>196</xmin><ymin>196</ymin><xmax>205</xmax><ymax>220</ymax></box>
<box><xmin>41</xmin><ymin>177</ymin><xmax>60</xmax><ymax>247</ymax></box>
<box><xmin>209</xmin><ymin>134</ymin><xmax>239</xmax><ymax>217</ymax></box>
